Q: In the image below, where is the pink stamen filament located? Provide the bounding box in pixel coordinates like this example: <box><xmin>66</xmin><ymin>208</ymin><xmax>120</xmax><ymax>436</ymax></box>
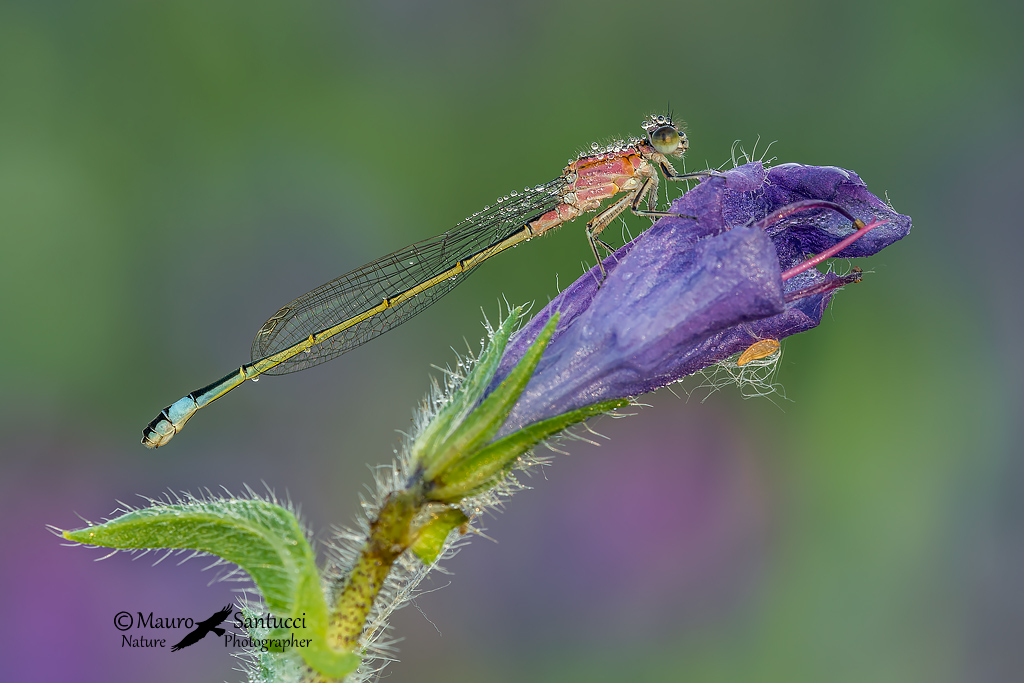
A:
<box><xmin>780</xmin><ymin>219</ymin><xmax>888</xmax><ymax>281</ymax></box>
<box><xmin>754</xmin><ymin>200</ymin><xmax>858</xmax><ymax>231</ymax></box>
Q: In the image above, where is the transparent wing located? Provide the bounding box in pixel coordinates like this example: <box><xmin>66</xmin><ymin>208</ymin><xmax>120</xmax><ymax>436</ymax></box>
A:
<box><xmin>251</xmin><ymin>178</ymin><xmax>567</xmax><ymax>375</ymax></box>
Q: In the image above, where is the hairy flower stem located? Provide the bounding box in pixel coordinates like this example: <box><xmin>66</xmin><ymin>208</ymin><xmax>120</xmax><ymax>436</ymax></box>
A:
<box><xmin>328</xmin><ymin>489</ymin><xmax>422</xmax><ymax>651</ymax></box>
<box><xmin>325</xmin><ymin>311</ymin><xmax>571</xmax><ymax>655</ymax></box>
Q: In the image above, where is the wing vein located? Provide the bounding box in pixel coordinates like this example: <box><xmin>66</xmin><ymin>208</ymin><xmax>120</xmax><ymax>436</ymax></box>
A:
<box><xmin>250</xmin><ymin>178</ymin><xmax>566</xmax><ymax>375</ymax></box>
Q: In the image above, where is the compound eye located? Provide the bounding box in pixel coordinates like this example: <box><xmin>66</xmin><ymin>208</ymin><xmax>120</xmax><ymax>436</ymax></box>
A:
<box><xmin>649</xmin><ymin>125</ymin><xmax>680</xmax><ymax>155</ymax></box>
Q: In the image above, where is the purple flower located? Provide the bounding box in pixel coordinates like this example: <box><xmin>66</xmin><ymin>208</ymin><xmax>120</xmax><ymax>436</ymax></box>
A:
<box><xmin>491</xmin><ymin>162</ymin><xmax>911</xmax><ymax>435</ymax></box>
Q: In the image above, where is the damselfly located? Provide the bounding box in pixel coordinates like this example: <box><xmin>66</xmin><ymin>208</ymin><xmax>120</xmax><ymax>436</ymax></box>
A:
<box><xmin>143</xmin><ymin>114</ymin><xmax>712</xmax><ymax>447</ymax></box>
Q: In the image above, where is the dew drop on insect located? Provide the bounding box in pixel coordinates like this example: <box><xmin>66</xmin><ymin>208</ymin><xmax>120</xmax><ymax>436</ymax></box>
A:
<box><xmin>535</xmin><ymin>184</ymin><xmax>544</xmax><ymax>191</ymax></box>
<box><xmin>591</xmin><ymin>142</ymin><xmax>599</xmax><ymax>151</ymax></box>
<box><xmin>510</xmin><ymin>190</ymin><xmax>518</xmax><ymax>197</ymax></box>
<box><xmin>251</xmin><ymin>377</ymin><xmax>259</xmax><ymax>382</ymax></box>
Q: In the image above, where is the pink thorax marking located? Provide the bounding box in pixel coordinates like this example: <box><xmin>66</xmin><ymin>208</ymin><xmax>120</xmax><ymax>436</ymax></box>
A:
<box><xmin>528</xmin><ymin>146</ymin><xmax>655</xmax><ymax>236</ymax></box>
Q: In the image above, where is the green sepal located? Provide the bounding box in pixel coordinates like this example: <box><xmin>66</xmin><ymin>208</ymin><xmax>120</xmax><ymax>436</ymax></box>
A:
<box><xmin>410</xmin><ymin>507</ymin><xmax>469</xmax><ymax>564</ymax></box>
<box><xmin>429</xmin><ymin>398</ymin><xmax>629</xmax><ymax>503</ymax></box>
<box><xmin>413</xmin><ymin>306</ymin><xmax>522</xmax><ymax>469</ymax></box>
<box><xmin>63</xmin><ymin>498</ymin><xmax>359</xmax><ymax>678</ymax></box>
<box><xmin>422</xmin><ymin>312</ymin><xmax>559</xmax><ymax>482</ymax></box>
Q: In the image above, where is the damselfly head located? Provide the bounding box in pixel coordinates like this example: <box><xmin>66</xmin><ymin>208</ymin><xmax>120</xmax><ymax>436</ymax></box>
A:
<box><xmin>642</xmin><ymin>114</ymin><xmax>688</xmax><ymax>158</ymax></box>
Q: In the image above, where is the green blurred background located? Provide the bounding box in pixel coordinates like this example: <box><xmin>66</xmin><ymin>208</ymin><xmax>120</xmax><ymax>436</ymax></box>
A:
<box><xmin>1</xmin><ymin>1</ymin><xmax>1019</xmax><ymax>681</ymax></box>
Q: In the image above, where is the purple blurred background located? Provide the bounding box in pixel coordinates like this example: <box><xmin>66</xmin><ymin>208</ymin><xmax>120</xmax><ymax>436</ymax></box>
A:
<box><xmin>1</xmin><ymin>1</ymin><xmax>1020</xmax><ymax>681</ymax></box>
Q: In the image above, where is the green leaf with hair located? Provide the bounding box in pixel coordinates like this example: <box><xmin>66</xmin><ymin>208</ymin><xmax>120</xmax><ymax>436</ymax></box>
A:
<box><xmin>62</xmin><ymin>497</ymin><xmax>359</xmax><ymax>678</ymax></box>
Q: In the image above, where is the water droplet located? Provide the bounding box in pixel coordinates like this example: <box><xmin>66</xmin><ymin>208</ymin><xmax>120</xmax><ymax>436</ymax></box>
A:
<box><xmin>251</xmin><ymin>377</ymin><xmax>259</xmax><ymax>382</ymax></box>
<box><xmin>591</xmin><ymin>142</ymin><xmax>599</xmax><ymax>150</ymax></box>
<box><xmin>510</xmin><ymin>190</ymin><xmax>518</xmax><ymax>197</ymax></box>
<box><xmin>534</xmin><ymin>184</ymin><xmax>544</xmax><ymax>191</ymax></box>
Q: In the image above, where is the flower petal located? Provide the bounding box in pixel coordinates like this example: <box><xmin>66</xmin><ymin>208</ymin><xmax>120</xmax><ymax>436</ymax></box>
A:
<box><xmin>491</xmin><ymin>162</ymin><xmax>911</xmax><ymax>434</ymax></box>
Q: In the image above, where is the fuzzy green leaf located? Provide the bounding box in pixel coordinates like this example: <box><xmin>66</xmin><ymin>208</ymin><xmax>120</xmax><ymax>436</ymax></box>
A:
<box><xmin>429</xmin><ymin>398</ymin><xmax>629</xmax><ymax>502</ymax></box>
<box><xmin>63</xmin><ymin>498</ymin><xmax>359</xmax><ymax>677</ymax></box>
<box><xmin>410</xmin><ymin>507</ymin><xmax>469</xmax><ymax>564</ymax></box>
<box><xmin>422</xmin><ymin>312</ymin><xmax>559</xmax><ymax>481</ymax></box>
<box><xmin>413</xmin><ymin>306</ymin><xmax>522</xmax><ymax>469</ymax></box>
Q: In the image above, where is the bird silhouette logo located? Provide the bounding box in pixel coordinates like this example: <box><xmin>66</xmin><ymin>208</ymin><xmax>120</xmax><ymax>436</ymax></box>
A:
<box><xmin>170</xmin><ymin>605</ymin><xmax>234</xmax><ymax>652</ymax></box>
